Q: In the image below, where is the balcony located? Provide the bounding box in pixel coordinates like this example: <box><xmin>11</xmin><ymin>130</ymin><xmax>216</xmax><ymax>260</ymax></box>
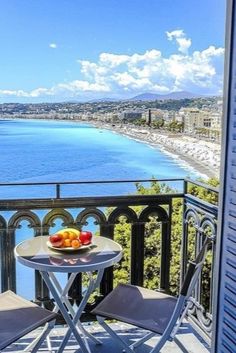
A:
<box><xmin>0</xmin><ymin>178</ymin><xmax>218</xmax><ymax>352</ymax></box>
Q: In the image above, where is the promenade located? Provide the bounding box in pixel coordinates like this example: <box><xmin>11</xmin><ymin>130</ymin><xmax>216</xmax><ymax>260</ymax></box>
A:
<box><xmin>96</xmin><ymin>123</ymin><xmax>221</xmax><ymax>179</ymax></box>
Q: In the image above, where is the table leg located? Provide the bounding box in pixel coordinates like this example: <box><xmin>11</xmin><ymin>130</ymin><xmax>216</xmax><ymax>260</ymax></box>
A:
<box><xmin>47</xmin><ymin>272</ymin><xmax>102</xmax><ymax>347</ymax></box>
<box><xmin>40</xmin><ymin>271</ymin><xmax>90</xmax><ymax>353</ymax></box>
<box><xmin>56</xmin><ymin>269</ymin><xmax>104</xmax><ymax>353</ymax></box>
<box><xmin>75</xmin><ymin>269</ymin><xmax>104</xmax><ymax>345</ymax></box>
<box><xmin>74</xmin><ymin>269</ymin><xmax>104</xmax><ymax>344</ymax></box>
<box><xmin>47</xmin><ymin>272</ymin><xmax>101</xmax><ymax>345</ymax></box>
<box><xmin>49</xmin><ymin>272</ymin><xmax>77</xmax><ymax>315</ymax></box>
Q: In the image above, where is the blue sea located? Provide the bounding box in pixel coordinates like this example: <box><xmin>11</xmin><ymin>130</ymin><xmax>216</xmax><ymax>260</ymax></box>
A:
<box><xmin>0</xmin><ymin>118</ymin><xmax>203</xmax><ymax>298</ymax></box>
<box><xmin>0</xmin><ymin>118</ymin><xmax>203</xmax><ymax>186</ymax></box>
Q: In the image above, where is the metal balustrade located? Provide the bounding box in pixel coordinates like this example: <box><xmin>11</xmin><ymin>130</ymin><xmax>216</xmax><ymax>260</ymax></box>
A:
<box><xmin>0</xmin><ymin>178</ymin><xmax>218</xmax><ymax>339</ymax></box>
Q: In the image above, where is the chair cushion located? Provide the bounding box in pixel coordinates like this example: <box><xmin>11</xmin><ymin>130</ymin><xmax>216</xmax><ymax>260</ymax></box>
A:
<box><xmin>92</xmin><ymin>283</ymin><xmax>177</xmax><ymax>334</ymax></box>
<box><xmin>0</xmin><ymin>290</ymin><xmax>57</xmax><ymax>350</ymax></box>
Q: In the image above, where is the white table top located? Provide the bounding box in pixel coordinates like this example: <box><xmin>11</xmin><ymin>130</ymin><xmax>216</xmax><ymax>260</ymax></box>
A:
<box><xmin>14</xmin><ymin>235</ymin><xmax>122</xmax><ymax>273</ymax></box>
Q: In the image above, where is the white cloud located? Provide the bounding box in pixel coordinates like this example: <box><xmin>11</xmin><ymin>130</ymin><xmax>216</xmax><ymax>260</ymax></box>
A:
<box><xmin>57</xmin><ymin>80</ymin><xmax>109</xmax><ymax>93</ymax></box>
<box><xmin>111</xmin><ymin>72</ymin><xmax>152</xmax><ymax>90</ymax></box>
<box><xmin>166</xmin><ymin>30</ymin><xmax>191</xmax><ymax>54</ymax></box>
<box><xmin>0</xmin><ymin>30</ymin><xmax>224</xmax><ymax>100</ymax></box>
<box><xmin>99</xmin><ymin>53</ymin><xmax>130</xmax><ymax>67</ymax></box>
<box><xmin>49</xmin><ymin>43</ymin><xmax>57</xmax><ymax>49</ymax></box>
<box><xmin>0</xmin><ymin>88</ymin><xmax>54</xmax><ymax>98</ymax></box>
<box><xmin>0</xmin><ymin>89</ymin><xmax>29</xmax><ymax>97</ymax></box>
<box><xmin>166</xmin><ymin>29</ymin><xmax>184</xmax><ymax>39</ymax></box>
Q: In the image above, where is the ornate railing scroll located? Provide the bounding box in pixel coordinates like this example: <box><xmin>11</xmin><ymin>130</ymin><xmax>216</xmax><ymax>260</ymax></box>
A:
<box><xmin>182</xmin><ymin>186</ymin><xmax>218</xmax><ymax>338</ymax></box>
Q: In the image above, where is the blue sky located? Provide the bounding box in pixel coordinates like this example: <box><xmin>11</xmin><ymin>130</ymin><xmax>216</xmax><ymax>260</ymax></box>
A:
<box><xmin>0</xmin><ymin>0</ymin><xmax>226</xmax><ymax>103</ymax></box>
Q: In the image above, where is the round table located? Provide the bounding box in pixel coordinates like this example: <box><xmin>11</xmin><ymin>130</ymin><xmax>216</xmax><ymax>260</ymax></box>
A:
<box><xmin>15</xmin><ymin>235</ymin><xmax>123</xmax><ymax>353</ymax></box>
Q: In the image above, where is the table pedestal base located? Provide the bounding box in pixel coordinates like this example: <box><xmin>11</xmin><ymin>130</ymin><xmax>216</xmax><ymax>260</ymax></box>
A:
<box><xmin>40</xmin><ymin>269</ymin><xmax>104</xmax><ymax>353</ymax></box>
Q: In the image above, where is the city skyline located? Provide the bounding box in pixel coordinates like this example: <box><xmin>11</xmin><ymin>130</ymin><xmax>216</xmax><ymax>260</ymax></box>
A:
<box><xmin>0</xmin><ymin>0</ymin><xmax>226</xmax><ymax>103</ymax></box>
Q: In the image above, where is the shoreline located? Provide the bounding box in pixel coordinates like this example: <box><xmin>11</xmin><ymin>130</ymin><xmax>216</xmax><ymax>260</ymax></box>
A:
<box><xmin>2</xmin><ymin>117</ymin><xmax>221</xmax><ymax>180</ymax></box>
<box><xmin>92</xmin><ymin>122</ymin><xmax>221</xmax><ymax>180</ymax></box>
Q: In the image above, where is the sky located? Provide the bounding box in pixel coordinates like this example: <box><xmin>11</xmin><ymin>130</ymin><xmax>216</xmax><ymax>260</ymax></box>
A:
<box><xmin>0</xmin><ymin>0</ymin><xmax>226</xmax><ymax>103</ymax></box>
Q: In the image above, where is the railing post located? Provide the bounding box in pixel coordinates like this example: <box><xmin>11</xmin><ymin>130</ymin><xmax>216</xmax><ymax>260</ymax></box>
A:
<box><xmin>56</xmin><ymin>184</ymin><xmax>60</xmax><ymax>198</ymax></box>
<box><xmin>0</xmin><ymin>226</ymin><xmax>9</xmax><ymax>291</ymax></box>
<box><xmin>99</xmin><ymin>223</ymin><xmax>115</xmax><ymax>296</ymax></box>
<box><xmin>160</xmin><ymin>218</ymin><xmax>171</xmax><ymax>293</ymax></box>
<box><xmin>131</xmin><ymin>222</ymin><xmax>144</xmax><ymax>286</ymax></box>
<box><xmin>70</xmin><ymin>273</ymin><xmax>83</xmax><ymax>306</ymax></box>
<box><xmin>181</xmin><ymin>179</ymin><xmax>189</xmax><ymax>286</ymax></box>
<box><xmin>3</xmin><ymin>227</ymin><xmax>16</xmax><ymax>292</ymax></box>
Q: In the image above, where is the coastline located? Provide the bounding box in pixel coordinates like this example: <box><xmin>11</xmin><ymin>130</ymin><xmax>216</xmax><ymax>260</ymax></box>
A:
<box><xmin>92</xmin><ymin>122</ymin><xmax>221</xmax><ymax>180</ymax></box>
<box><xmin>1</xmin><ymin>117</ymin><xmax>221</xmax><ymax>180</ymax></box>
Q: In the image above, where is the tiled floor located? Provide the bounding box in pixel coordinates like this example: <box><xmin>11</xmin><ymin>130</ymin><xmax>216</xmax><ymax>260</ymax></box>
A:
<box><xmin>3</xmin><ymin>322</ymin><xmax>210</xmax><ymax>353</ymax></box>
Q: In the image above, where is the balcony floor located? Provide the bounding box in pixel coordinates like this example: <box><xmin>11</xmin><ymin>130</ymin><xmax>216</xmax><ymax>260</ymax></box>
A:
<box><xmin>3</xmin><ymin>321</ymin><xmax>210</xmax><ymax>353</ymax></box>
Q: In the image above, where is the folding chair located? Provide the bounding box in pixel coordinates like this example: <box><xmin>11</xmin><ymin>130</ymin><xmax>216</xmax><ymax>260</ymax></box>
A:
<box><xmin>0</xmin><ymin>290</ymin><xmax>57</xmax><ymax>352</ymax></box>
<box><xmin>92</xmin><ymin>236</ymin><xmax>213</xmax><ymax>353</ymax></box>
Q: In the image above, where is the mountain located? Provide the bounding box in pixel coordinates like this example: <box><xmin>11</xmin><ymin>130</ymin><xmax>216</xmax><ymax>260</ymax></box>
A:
<box><xmin>129</xmin><ymin>93</ymin><xmax>163</xmax><ymax>101</ymax></box>
<box><xmin>129</xmin><ymin>91</ymin><xmax>203</xmax><ymax>101</ymax></box>
<box><xmin>88</xmin><ymin>97</ymin><xmax>120</xmax><ymax>103</ymax></box>
<box><xmin>162</xmin><ymin>91</ymin><xmax>203</xmax><ymax>100</ymax></box>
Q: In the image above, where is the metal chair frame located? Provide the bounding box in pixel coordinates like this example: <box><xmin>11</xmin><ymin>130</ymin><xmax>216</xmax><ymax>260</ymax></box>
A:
<box><xmin>93</xmin><ymin>236</ymin><xmax>214</xmax><ymax>353</ymax></box>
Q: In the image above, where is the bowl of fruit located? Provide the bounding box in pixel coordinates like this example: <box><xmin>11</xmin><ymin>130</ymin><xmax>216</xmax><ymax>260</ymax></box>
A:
<box><xmin>47</xmin><ymin>228</ymin><xmax>93</xmax><ymax>252</ymax></box>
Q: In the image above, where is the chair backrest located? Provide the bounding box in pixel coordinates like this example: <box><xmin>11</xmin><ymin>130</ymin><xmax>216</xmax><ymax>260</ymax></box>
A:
<box><xmin>180</xmin><ymin>235</ymin><xmax>214</xmax><ymax>297</ymax></box>
<box><xmin>163</xmin><ymin>236</ymin><xmax>214</xmax><ymax>343</ymax></box>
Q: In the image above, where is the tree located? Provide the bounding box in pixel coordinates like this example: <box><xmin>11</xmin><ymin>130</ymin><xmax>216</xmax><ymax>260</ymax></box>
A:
<box><xmin>151</xmin><ymin>119</ymin><xmax>165</xmax><ymax>129</ymax></box>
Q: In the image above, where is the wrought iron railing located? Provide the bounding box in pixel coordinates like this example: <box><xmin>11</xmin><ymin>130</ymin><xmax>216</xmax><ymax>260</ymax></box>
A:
<box><xmin>0</xmin><ymin>178</ymin><xmax>218</xmax><ymax>339</ymax></box>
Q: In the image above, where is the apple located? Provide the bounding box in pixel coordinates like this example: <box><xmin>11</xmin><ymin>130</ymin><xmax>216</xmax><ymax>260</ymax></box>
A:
<box><xmin>49</xmin><ymin>233</ymin><xmax>63</xmax><ymax>247</ymax></box>
<box><xmin>79</xmin><ymin>231</ymin><xmax>93</xmax><ymax>245</ymax></box>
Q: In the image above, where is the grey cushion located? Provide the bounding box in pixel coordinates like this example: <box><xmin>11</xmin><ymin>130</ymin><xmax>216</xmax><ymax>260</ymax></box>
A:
<box><xmin>0</xmin><ymin>290</ymin><xmax>57</xmax><ymax>350</ymax></box>
<box><xmin>92</xmin><ymin>283</ymin><xmax>177</xmax><ymax>334</ymax></box>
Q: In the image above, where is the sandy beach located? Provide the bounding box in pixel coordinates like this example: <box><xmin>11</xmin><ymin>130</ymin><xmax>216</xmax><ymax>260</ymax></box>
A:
<box><xmin>93</xmin><ymin>122</ymin><xmax>221</xmax><ymax>180</ymax></box>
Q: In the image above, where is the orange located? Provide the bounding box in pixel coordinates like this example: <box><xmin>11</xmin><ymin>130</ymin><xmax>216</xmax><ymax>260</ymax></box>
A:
<box><xmin>62</xmin><ymin>231</ymin><xmax>70</xmax><ymax>240</ymax></box>
<box><xmin>64</xmin><ymin>238</ymin><xmax>72</xmax><ymax>247</ymax></box>
<box><xmin>71</xmin><ymin>239</ymin><xmax>81</xmax><ymax>249</ymax></box>
<box><xmin>69</xmin><ymin>231</ymin><xmax>77</xmax><ymax>241</ymax></box>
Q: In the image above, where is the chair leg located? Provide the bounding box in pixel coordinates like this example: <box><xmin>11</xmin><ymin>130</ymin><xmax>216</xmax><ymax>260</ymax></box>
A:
<box><xmin>149</xmin><ymin>330</ymin><xmax>172</xmax><ymax>353</ymax></box>
<box><xmin>97</xmin><ymin>316</ymin><xmax>134</xmax><ymax>353</ymax></box>
<box><xmin>130</xmin><ymin>332</ymin><xmax>156</xmax><ymax>349</ymax></box>
<box><xmin>26</xmin><ymin>320</ymin><xmax>55</xmax><ymax>353</ymax></box>
<box><xmin>77</xmin><ymin>321</ymin><xmax>102</xmax><ymax>345</ymax></box>
<box><xmin>97</xmin><ymin>295</ymin><xmax>186</xmax><ymax>353</ymax></box>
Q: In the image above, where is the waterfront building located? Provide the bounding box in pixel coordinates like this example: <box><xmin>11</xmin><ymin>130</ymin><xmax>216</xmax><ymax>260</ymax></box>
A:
<box><xmin>119</xmin><ymin>110</ymin><xmax>143</xmax><ymax>121</ymax></box>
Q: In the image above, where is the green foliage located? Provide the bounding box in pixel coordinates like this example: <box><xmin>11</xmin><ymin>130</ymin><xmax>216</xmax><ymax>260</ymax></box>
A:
<box><xmin>143</xmin><ymin>217</ymin><xmax>161</xmax><ymax>289</ymax></box>
<box><xmin>135</xmin><ymin>180</ymin><xmax>173</xmax><ymax>195</ymax></box>
<box><xmin>133</xmin><ymin>118</ymin><xmax>147</xmax><ymax>126</ymax></box>
<box><xmin>151</xmin><ymin>119</ymin><xmax>165</xmax><ymax>129</ymax></box>
<box><xmin>187</xmin><ymin>178</ymin><xmax>219</xmax><ymax>204</ymax></box>
<box><xmin>166</xmin><ymin>121</ymin><xmax>184</xmax><ymax>132</ymax></box>
<box><xmin>113</xmin><ymin>220</ymin><xmax>131</xmax><ymax>286</ymax></box>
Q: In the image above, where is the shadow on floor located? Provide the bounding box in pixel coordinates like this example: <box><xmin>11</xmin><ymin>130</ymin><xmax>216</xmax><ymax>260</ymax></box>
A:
<box><xmin>3</xmin><ymin>322</ymin><xmax>210</xmax><ymax>353</ymax></box>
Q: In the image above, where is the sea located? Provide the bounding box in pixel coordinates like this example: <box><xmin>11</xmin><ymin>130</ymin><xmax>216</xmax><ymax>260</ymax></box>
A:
<box><xmin>0</xmin><ymin>118</ymin><xmax>204</xmax><ymax>298</ymax></box>
<box><xmin>0</xmin><ymin>118</ymin><xmax>205</xmax><ymax>184</ymax></box>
